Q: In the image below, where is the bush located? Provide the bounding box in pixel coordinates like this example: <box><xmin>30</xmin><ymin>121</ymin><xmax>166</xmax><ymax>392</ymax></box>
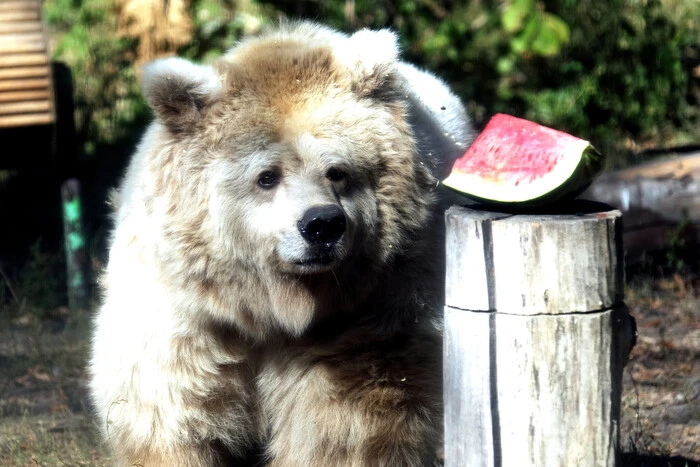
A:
<box><xmin>271</xmin><ymin>0</ymin><xmax>699</xmax><ymax>167</ymax></box>
<box><xmin>44</xmin><ymin>0</ymin><xmax>147</xmax><ymax>155</ymax></box>
<box><xmin>43</xmin><ymin>0</ymin><xmax>277</xmax><ymax>155</ymax></box>
<box><xmin>179</xmin><ymin>0</ymin><xmax>275</xmax><ymax>61</ymax></box>
<box><xmin>43</xmin><ymin>0</ymin><xmax>699</xmax><ymax>167</ymax></box>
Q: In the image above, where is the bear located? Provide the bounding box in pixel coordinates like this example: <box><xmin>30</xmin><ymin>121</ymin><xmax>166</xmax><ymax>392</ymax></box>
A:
<box><xmin>89</xmin><ymin>21</ymin><xmax>473</xmax><ymax>466</ymax></box>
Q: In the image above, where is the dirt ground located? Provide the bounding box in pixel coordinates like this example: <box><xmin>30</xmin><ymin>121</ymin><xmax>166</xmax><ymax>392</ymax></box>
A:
<box><xmin>619</xmin><ymin>274</ymin><xmax>699</xmax><ymax>466</ymax></box>
<box><xmin>0</xmin><ymin>275</ymin><xmax>698</xmax><ymax>466</ymax></box>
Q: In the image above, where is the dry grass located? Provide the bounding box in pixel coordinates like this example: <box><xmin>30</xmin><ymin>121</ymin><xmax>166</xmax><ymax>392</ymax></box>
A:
<box><xmin>0</xmin><ymin>275</ymin><xmax>697</xmax><ymax>466</ymax></box>
<box><xmin>620</xmin><ymin>274</ymin><xmax>700</xmax><ymax>465</ymax></box>
<box><xmin>0</xmin><ymin>411</ymin><xmax>108</xmax><ymax>466</ymax></box>
<box><xmin>0</xmin><ymin>309</ymin><xmax>112</xmax><ymax>465</ymax></box>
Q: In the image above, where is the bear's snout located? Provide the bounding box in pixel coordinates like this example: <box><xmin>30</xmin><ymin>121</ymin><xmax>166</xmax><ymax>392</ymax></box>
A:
<box><xmin>297</xmin><ymin>205</ymin><xmax>346</xmax><ymax>245</ymax></box>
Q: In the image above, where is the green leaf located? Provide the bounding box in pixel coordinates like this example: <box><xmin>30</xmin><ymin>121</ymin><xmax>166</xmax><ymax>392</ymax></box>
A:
<box><xmin>542</xmin><ymin>12</ymin><xmax>571</xmax><ymax>44</ymax></box>
<box><xmin>497</xmin><ymin>56</ymin><xmax>515</xmax><ymax>74</ymax></box>
<box><xmin>531</xmin><ymin>26</ymin><xmax>561</xmax><ymax>56</ymax></box>
<box><xmin>531</xmin><ymin>14</ymin><xmax>570</xmax><ymax>56</ymax></box>
<box><xmin>510</xmin><ymin>17</ymin><xmax>539</xmax><ymax>54</ymax></box>
<box><xmin>502</xmin><ymin>0</ymin><xmax>534</xmax><ymax>33</ymax></box>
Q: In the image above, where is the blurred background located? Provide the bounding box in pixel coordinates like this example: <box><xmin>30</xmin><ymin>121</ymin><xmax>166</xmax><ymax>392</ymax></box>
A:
<box><xmin>0</xmin><ymin>1</ymin><xmax>698</xmax><ymax>464</ymax></box>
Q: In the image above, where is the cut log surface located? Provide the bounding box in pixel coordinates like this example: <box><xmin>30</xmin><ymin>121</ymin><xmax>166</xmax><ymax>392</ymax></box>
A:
<box><xmin>0</xmin><ymin>0</ymin><xmax>54</xmax><ymax>128</ymax></box>
<box><xmin>444</xmin><ymin>203</ymin><xmax>634</xmax><ymax>467</ymax></box>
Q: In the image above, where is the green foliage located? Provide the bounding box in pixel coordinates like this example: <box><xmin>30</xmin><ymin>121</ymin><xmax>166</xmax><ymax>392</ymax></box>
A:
<box><xmin>666</xmin><ymin>211</ymin><xmax>694</xmax><ymax>273</ymax></box>
<box><xmin>42</xmin><ymin>0</ymin><xmax>277</xmax><ymax>155</ymax></box>
<box><xmin>43</xmin><ymin>0</ymin><xmax>698</xmax><ymax>166</ymax></box>
<box><xmin>179</xmin><ymin>0</ymin><xmax>275</xmax><ymax>61</ymax></box>
<box><xmin>528</xmin><ymin>0</ymin><xmax>698</xmax><ymax>165</ymax></box>
<box><xmin>501</xmin><ymin>0</ymin><xmax>570</xmax><ymax>58</ymax></box>
<box><xmin>0</xmin><ymin>241</ymin><xmax>66</xmax><ymax>315</ymax></box>
<box><xmin>275</xmin><ymin>0</ymin><xmax>698</xmax><ymax>167</ymax></box>
<box><xmin>44</xmin><ymin>0</ymin><xmax>147</xmax><ymax>155</ymax></box>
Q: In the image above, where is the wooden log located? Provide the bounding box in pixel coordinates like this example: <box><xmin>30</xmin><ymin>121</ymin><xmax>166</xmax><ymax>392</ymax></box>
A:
<box><xmin>444</xmin><ymin>202</ymin><xmax>635</xmax><ymax>467</ymax></box>
<box><xmin>584</xmin><ymin>153</ymin><xmax>700</xmax><ymax>266</ymax></box>
<box><xmin>586</xmin><ymin>154</ymin><xmax>700</xmax><ymax>226</ymax></box>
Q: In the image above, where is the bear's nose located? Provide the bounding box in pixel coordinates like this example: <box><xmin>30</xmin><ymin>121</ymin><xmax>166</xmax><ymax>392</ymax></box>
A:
<box><xmin>298</xmin><ymin>205</ymin><xmax>346</xmax><ymax>245</ymax></box>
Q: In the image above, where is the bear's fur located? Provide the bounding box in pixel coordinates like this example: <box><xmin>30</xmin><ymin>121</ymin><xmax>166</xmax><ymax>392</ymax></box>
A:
<box><xmin>89</xmin><ymin>22</ymin><xmax>473</xmax><ymax>466</ymax></box>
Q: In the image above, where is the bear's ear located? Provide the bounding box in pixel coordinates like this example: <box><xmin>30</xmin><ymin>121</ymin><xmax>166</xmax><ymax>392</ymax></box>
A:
<box><xmin>142</xmin><ymin>57</ymin><xmax>223</xmax><ymax>132</ymax></box>
<box><xmin>396</xmin><ymin>63</ymin><xmax>475</xmax><ymax>180</ymax></box>
<box><xmin>334</xmin><ymin>29</ymin><xmax>399</xmax><ymax>95</ymax></box>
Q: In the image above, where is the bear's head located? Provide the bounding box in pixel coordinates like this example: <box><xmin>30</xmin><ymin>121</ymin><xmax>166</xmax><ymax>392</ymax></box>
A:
<box><xmin>137</xmin><ymin>23</ymin><xmax>437</xmax><ymax>339</ymax></box>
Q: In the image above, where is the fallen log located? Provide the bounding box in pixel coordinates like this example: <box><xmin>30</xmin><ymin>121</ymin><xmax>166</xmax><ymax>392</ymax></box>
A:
<box><xmin>583</xmin><ymin>152</ymin><xmax>700</xmax><ymax>267</ymax></box>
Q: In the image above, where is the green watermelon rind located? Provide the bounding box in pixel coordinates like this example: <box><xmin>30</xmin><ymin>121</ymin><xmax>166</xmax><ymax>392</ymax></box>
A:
<box><xmin>441</xmin><ymin>134</ymin><xmax>604</xmax><ymax>207</ymax></box>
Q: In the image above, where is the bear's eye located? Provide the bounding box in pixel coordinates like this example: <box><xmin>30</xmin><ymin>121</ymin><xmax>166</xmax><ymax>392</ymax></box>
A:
<box><xmin>257</xmin><ymin>170</ymin><xmax>279</xmax><ymax>189</ymax></box>
<box><xmin>326</xmin><ymin>167</ymin><xmax>346</xmax><ymax>182</ymax></box>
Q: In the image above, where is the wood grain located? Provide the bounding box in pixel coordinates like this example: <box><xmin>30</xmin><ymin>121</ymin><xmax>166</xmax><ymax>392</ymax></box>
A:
<box><xmin>444</xmin><ymin>204</ymin><xmax>634</xmax><ymax>467</ymax></box>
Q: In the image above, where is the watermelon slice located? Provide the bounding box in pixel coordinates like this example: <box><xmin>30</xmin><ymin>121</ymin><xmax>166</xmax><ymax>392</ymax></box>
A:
<box><xmin>442</xmin><ymin>114</ymin><xmax>603</xmax><ymax>206</ymax></box>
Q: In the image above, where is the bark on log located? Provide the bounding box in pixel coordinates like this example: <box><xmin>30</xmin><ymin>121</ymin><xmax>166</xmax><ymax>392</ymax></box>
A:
<box><xmin>444</xmin><ymin>202</ymin><xmax>636</xmax><ymax>467</ymax></box>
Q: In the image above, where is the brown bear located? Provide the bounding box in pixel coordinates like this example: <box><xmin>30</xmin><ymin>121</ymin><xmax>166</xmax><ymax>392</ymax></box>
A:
<box><xmin>89</xmin><ymin>21</ymin><xmax>473</xmax><ymax>466</ymax></box>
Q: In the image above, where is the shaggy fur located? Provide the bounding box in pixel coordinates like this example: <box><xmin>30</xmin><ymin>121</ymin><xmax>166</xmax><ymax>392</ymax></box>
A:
<box><xmin>90</xmin><ymin>22</ymin><xmax>473</xmax><ymax>466</ymax></box>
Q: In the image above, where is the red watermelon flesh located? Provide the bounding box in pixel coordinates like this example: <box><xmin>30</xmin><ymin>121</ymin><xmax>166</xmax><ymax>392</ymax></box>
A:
<box><xmin>442</xmin><ymin>114</ymin><xmax>603</xmax><ymax>205</ymax></box>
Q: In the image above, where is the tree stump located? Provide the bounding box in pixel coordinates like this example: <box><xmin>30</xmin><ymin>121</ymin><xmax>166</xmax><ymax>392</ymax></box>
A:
<box><xmin>443</xmin><ymin>201</ymin><xmax>636</xmax><ymax>467</ymax></box>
